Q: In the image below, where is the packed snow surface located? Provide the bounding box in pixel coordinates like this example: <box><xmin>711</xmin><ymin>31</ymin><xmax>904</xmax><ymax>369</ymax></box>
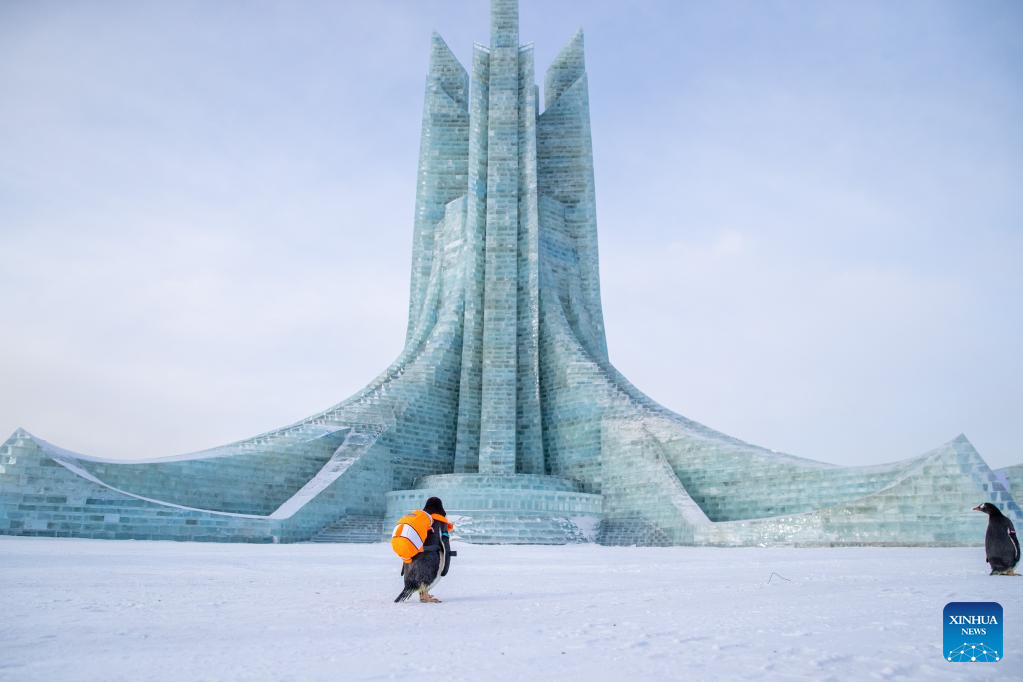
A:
<box><xmin>1</xmin><ymin>537</ymin><xmax>1019</xmax><ymax>681</ymax></box>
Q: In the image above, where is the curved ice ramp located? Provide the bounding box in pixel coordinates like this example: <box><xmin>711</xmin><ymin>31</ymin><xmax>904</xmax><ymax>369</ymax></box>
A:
<box><xmin>598</xmin><ymin>419</ymin><xmax>1020</xmax><ymax>546</ymax></box>
<box><xmin>0</xmin><ymin>200</ymin><xmax>469</xmax><ymax>542</ymax></box>
<box><xmin>0</xmin><ymin>182</ymin><xmax>471</xmax><ymax>543</ymax></box>
<box><xmin>66</xmin><ymin>427</ymin><xmax>351</xmax><ymax>515</ymax></box>
<box><xmin>0</xmin><ymin>429</ymin><xmax>272</xmax><ymax>541</ymax></box>
<box><xmin>538</xmin><ymin>215</ymin><xmax>1022</xmax><ymax>546</ymax></box>
<box><xmin>0</xmin><ymin>426</ymin><xmax>391</xmax><ymax>542</ymax></box>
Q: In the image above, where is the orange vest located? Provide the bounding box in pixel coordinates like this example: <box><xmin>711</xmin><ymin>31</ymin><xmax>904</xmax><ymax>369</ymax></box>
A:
<box><xmin>390</xmin><ymin>511</ymin><xmax>454</xmax><ymax>563</ymax></box>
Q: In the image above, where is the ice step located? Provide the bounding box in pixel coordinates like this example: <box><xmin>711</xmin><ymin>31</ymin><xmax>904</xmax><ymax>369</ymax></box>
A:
<box><xmin>308</xmin><ymin>514</ymin><xmax>384</xmax><ymax>543</ymax></box>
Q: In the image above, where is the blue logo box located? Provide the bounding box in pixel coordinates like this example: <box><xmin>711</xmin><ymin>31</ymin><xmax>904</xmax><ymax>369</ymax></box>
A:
<box><xmin>944</xmin><ymin>602</ymin><xmax>1003</xmax><ymax>662</ymax></box>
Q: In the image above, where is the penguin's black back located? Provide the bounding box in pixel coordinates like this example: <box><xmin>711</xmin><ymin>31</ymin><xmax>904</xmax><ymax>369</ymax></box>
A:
<box><xmin>985</xmin><ymin>512</ymin><xmax>1020</xmax><ymax>572</ymax></box>
<box><xmin>402</xmin><ymin>521</ymin><xmax>445</xmax><ymax>591</ymax></box>
<box><xmin>403</xmin><ymin>549</ymin><xmax>441</xmax><ymax>590</ymax></box>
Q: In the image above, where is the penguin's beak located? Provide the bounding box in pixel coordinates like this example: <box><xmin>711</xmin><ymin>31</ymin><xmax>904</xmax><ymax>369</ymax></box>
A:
<box><xmin>972</xmin><ymin>505</ymin><xmax>984</xmax><ymax>512</ymax></box>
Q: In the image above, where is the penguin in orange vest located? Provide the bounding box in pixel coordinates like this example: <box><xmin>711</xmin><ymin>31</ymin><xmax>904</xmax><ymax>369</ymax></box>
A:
<box><xmin>394</xmin><ymin>497</ymin><xmax>456</xmax><ymax>603</ymax></box>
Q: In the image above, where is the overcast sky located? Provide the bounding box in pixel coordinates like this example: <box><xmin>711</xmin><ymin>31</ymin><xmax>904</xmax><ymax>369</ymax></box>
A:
<box><xmin>1</xmin><ymin>0</ymin><xmax>1020</xmax><ymax>468</ymax></box>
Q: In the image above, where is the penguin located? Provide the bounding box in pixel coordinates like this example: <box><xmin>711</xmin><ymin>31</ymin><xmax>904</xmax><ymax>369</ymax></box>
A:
<box><xmin>973</xmin><ymin>502</ymin><xmax>1020</xmax><ymax>575</ymax></box>
<box><xmin>394</xmin><ymin>496</ymin><xmax>454</xmax><ymax>603</ymax></box>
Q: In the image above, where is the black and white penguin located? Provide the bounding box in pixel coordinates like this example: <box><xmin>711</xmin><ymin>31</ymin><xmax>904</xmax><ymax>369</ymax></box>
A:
<box><xmin>394</xmin><ymin>497</ymin><xmax>454</xmax><ymax>603</ymax></box>
<box><xmin>973</xmin><ymin>502</ymin><xmax>1020</xmax><ymax>575</ymax></box>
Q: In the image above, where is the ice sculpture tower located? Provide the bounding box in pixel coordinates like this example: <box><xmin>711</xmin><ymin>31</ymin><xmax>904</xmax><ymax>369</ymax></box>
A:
<box><xmin>2</xmin><ymin>0</ymin><xmax>1019</xmax><ymax>545</ymax></box>
<box><xmin>387</xmin><ymin>0</ymin><xmax>607</xmax><ymax>540</ymax></box>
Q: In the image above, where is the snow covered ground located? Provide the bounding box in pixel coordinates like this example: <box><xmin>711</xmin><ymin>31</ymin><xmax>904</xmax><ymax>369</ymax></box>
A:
<box><xmin>0</xmin><ymin>537</ymin><xmax>1018</xmax><ymax>681</ymax></box>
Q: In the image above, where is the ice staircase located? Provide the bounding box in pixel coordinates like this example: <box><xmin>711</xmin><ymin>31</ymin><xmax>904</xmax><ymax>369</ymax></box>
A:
<box><xmin>308</xmin><ymin>514</ymin><xmax>384</xmax><ymax>543</ymax></box>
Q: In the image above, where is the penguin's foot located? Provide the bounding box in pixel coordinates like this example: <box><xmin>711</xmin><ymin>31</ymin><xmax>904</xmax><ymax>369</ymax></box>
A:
<box><xmin>419</xmin><ymin>591</ymin><xmax>441</xmax><ymax>603</ymax></box>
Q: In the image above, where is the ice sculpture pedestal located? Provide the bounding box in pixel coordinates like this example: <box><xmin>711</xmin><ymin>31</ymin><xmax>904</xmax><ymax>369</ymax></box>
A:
<box><xmin>386</xmin><ymin>474</ymin><xmax>602</xmax><ymax>544</ymax></box>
